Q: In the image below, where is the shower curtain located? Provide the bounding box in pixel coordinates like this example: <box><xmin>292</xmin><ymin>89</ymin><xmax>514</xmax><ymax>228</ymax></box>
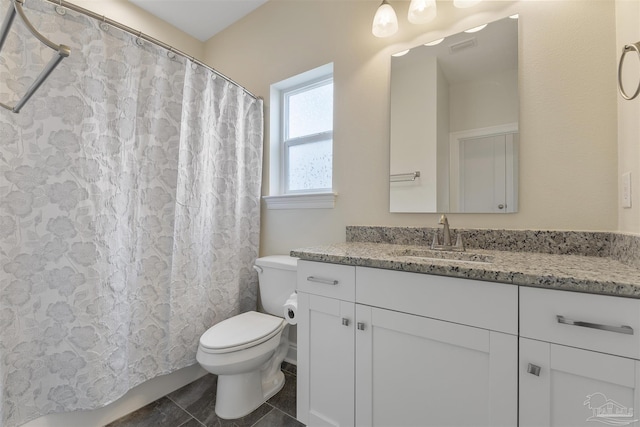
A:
<box><xmin>0</xmin><ymin>1</ymin><xmax>263</xmax><ymax>425</ymax></box>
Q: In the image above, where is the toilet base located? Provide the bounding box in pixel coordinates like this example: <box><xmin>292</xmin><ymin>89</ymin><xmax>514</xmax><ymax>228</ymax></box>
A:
<box><xmin>214</xmin><ymin>370</ymin><xmax>285</xmax><ymax>419</ymax></box>
<box><xmin>214</xmin><ymin>325</ymin><xmax>290</xmax><ymax>419</ymax></box>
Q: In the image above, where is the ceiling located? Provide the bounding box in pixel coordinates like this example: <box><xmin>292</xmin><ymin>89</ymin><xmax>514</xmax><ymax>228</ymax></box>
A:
<box><xmin>128</xmin><ymin>0</ymin><xmax>268</xmax><ymax>42</ymax></box>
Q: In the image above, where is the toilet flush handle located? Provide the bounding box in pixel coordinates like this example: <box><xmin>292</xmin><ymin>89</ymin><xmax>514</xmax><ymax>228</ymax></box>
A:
<box><xmin>252</xmin><ymin>265</ymin><xmax>263</xmax><ymax>274</ymax></box>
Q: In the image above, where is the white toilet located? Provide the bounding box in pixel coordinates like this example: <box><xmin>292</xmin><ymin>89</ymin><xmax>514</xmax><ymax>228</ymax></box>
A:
<box><xmin>196</xmin><ymin>255</ymin><xmax>298</xmax><ymax>419</ymax></box>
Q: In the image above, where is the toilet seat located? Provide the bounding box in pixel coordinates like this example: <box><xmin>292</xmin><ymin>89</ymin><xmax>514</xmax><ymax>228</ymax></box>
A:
<box><xmin>199</xmin><ymin>311</ymin><xmax>285</xmax><ymax>354</ymax></box>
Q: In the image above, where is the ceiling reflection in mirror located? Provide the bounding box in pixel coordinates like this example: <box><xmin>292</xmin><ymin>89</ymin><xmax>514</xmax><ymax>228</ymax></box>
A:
<box><xmin>390</xmin><ymin>16</ymin><xmax>519</xmax><ymax>213</ymax></box>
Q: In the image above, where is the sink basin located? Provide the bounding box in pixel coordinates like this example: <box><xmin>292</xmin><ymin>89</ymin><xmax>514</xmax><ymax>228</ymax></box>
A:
<box><xmin>391</xmin><ymin>248</ymin><xmax>494</xmax><ymax>265</ymax></box>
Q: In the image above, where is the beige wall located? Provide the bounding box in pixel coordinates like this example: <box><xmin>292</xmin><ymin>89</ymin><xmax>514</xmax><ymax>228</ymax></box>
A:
<box><xmin>204</xmin><ymin>0</ymin><xmax>619</xmax><ymax>256</ymax></box>
<box><xmin>617</xmin><ymin>0</ymin><xmax>640</xmax><ymax>234</ymax></box>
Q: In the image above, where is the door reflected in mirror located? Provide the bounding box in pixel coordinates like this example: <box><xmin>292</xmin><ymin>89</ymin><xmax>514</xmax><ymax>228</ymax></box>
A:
<box><xmin>390</xmin><ymin>16</ymin><xmax>519</xmax><ymax>213</ymax></box>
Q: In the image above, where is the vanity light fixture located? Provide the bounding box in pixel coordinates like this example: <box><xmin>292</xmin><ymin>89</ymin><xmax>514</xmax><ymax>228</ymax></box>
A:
<box><xmin>408</xmin><ymin>0</ymin><xmax>437</xmax><ymax>25</ymax></box>
<box><xmin>372</xmin><ymin>0</ymin><xmax>399</xmax><ymax>38</ymax></box>
<box><xmin>391</xmin><ymin>49</ymin><xmax>411</xmax><ymax>57</ymax></box>
<box><xmin>372</xmin><ymin>0</ymin><xmax>483</xmax><ymax>38</ymax></box>
<box><xmin>424</xmin><ymin>37</ymin><xmax>445</xmax><ymax>46</ymax></box>
<box><xmin>464</xmin><ymin>23</ymin><xmax>487</xmax><ymax>33</ymax></box>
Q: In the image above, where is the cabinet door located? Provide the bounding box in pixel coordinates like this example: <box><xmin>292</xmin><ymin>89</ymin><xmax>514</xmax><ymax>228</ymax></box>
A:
<box><xmin>520</xmin><ymin>338</ymin><xmax>640</xmax><ymax>427</ymax></box>
<box><xmin>355</xmin><ymin>305</ymin><xmax>517</xmax><ymax>427</ymax></box>
<box><xmin>297</xmin><ymin>292</ymin><xmax>355</xmax><ymax>426</ymax></box>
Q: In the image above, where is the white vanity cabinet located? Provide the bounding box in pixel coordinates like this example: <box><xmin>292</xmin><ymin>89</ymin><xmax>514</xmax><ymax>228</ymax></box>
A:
<box><xmin>296</xmin><ymin>261</ymin><xmax>519</xmax><ymax>426</ymax></box>
<box><xmin>296</xmin><ymin>260</ymin><xmax>356</xmax><ymax>427</ymax></box>
<box><xmin>519</xmin><ymin>287</ymin><xmax>640</xmax><ymax>427</ymax></box>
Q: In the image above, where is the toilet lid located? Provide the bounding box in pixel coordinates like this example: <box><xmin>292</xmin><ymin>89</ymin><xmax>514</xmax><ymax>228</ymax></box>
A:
<box><xmin>199</xmin><ymin>311</ymin><xmax>285</xmax><ymax>353</ymax></box>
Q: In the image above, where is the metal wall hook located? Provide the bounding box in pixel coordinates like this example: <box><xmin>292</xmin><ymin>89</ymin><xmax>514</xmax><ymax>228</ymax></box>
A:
<box><xmin>618</xmin><ymin>41</ymin><xmax>640</xmax><ymax>100</ymax></box>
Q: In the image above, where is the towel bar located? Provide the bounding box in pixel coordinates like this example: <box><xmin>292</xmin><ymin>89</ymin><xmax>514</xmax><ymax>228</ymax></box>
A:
<box><xmin>390</xmin><ymin>171</ymin><xmax>421</xmax><ymax>183</ymax></box>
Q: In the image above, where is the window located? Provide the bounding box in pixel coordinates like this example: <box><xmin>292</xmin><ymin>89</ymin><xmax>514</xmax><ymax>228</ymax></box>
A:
<box><xmin>265</xmin><ymin>64</ymin><xmax>336</xmax><ymax>209</ymax></box>
<box><xmin>283</xmin><ymin>78</ymin><xmax>333</xmax><ymax>193</ymax></box>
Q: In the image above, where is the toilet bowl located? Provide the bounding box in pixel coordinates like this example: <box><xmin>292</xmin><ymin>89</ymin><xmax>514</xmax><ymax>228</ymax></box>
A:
<box><xmin>196</xmin><ymin>255</ymin><xmax>298</xmax><ymax>419</ymax></box>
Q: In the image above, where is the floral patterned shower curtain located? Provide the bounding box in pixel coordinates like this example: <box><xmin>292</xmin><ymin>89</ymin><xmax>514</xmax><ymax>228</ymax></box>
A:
<box><xmin>0</xmin><ymin>1</ymin><xmax>263</xmax><ymax>425</ymax></box>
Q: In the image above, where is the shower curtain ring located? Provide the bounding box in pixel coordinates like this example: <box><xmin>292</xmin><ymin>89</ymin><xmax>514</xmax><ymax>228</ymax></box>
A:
<box><xmin>55</xmin><ymin>0</ymin><xmax>66</xmax><ymax>15</ymax></box>
<box><xmin>135</xmin><ymin>31</ymin><xmax>144</xmax><ymax>46</ymax></box>
<box><xmin>100</xmin><ymin>15</ymin><xmax>109</xmax><ymax>31</ymax></box>
<box><xmin>167</xmin><ymin>47</ymin><xmax>176</xmax><ymax>59</ymax></box>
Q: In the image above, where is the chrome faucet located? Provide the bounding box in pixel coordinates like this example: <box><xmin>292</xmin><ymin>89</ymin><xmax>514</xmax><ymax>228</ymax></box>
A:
<box><xmin>431</xmin><ymin>214</ymin><xmax>465</xmax><ymax>252</ymax></box>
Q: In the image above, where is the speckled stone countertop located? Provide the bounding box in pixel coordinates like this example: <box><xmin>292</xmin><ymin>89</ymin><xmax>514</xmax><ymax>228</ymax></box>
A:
<box><xmin>290</xmin><ymin>227</ymin><xmax>640</xmax><ymax>299</ymax></box>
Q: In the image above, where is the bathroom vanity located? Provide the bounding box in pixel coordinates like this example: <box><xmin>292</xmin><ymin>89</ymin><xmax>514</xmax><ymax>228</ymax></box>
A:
<box><xmin>292</xmin><ymin>227</ymin><xmax>640</xmax><ymax>426</ymax></box>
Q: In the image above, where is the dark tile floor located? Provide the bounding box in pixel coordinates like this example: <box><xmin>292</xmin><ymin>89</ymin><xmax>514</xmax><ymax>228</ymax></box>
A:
<box><xmin>106</xmin><ymin>363</ymin><xmax>303</xmax><ymax>427</ymax></box>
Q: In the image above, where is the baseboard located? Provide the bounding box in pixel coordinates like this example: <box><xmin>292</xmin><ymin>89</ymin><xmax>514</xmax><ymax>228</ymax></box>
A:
<box><xmin>22</xmin><ymin>364</ymin><xmax>208</xmax><ymax>427</ymax></box>
<box><xmin>284</xmin><ymin>342</ymin><xmax>297</xmax><ymax>365</ymax></box>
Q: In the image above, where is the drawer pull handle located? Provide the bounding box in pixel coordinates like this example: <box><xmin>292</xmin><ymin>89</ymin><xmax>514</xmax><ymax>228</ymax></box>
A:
<box><xmin>556</xmin><ymin>315</ymin><xmax>634</xmax><ymax>335</ymax></box>
<box><xmin>357</xmin><ymin>322</ymin><xmax>366</xmax><ymax>331</ymax></box>
<box><xmin>306</xmin><ymin>276</ymin><xmax>339</xmax><ymax>286</ymax></box>
<box><xmin>342</xmin><ymin>318</ymin><xmax>350</xmax><ymax>327</ymax></box>
<box><xmin>527</xmin><ymin>363</ymin><xmax>541</xmax><ymax>376</ymax></box>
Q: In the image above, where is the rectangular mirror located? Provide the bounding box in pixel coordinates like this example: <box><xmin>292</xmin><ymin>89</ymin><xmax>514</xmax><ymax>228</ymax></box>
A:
<box><xmin>390</xmin><ymin>16</ymin><xmax>519</xmax><ymax>213</ymax></box>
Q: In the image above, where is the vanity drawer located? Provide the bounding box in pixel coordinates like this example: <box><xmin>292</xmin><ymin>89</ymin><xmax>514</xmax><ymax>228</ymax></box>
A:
<box><xmin>520</xmin><ymin>287</ymin><xmax>640</xmax><ymax>359</ymax></box>
<box><xmin>356</xmin><ymin>267</ymin><xmax>518</xmax><ymax>335</ymax></box>
<box><xmin>297</xmin><ymin>260</ymin><xmax>356</xmax><ymax>302</ymax></box>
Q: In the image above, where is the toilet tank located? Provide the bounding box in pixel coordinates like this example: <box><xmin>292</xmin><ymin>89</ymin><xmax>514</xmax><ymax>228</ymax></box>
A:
<box><xmin>254</xmin><ymin>255</ymin><xmax>298</xmax><ymax>316</ymax></box>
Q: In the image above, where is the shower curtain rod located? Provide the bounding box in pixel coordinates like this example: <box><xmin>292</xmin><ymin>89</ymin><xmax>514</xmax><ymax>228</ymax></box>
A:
<box><xmin>0</xmin><ymin>0</ymin><xmax>70</xmax><ymax>113</ymax></box>
<box><xmin>42</xmin><ymin>0</ymin><xmax>260</xmax><ymax>100</ymax></box>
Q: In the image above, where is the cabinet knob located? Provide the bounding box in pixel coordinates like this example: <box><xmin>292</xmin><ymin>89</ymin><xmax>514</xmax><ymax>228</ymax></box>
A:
<box><xmin>498</xmin><ymin>204</ymin><xmax>505</xmax><ymax>209</ymax></box>
<box><xmin>342</xmin><ymin>318</ymin><xmax>350</xmax><ymax>327</ymax></box>
<box><xmin>527</xmin><ymin>363</ymin><xmax>541</xmax><ymax>376</ymax></box>
<box><xmin>357</xmin><ymin>322</ymin><xmax>365</xmax><ymax>331</ymax></box>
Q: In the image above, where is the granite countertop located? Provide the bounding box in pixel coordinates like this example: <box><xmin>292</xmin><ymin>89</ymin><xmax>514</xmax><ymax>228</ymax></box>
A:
<box><xmin>290</xmin><ymin>242</ymin><xmax>640</xmax><ymax>299</ymax></box>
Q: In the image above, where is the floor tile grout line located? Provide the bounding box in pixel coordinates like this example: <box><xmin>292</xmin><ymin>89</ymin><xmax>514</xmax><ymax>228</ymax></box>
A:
<box><xmin>176</xmin><ymin>416</ymin><xmax>206</xmax><ymax>427</ymax></box>
<box><xmin>281</xmin><ymin>411</ymin><xmax>302</xmax><ymax>425</ymax></box>
<box><xmin>249</xmin><ymin>405</ymin><xmax>276</xmax><ymax>427</ymax></box>
<box><xmin>166</xmin><ymin>395</ymin><xmax>208</xmax><ymax>426</ymax></box>
<box><xmin>166</xmin><ymin>398</ymin><xmax>202</xmax><ymax>427</ymax></box>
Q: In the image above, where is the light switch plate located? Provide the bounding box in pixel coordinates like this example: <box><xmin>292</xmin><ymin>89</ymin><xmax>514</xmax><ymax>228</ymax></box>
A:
<box><xmin>622</xmin><ymin>171</ymin><xmax>632</xmax><ymax>208</ymax></box>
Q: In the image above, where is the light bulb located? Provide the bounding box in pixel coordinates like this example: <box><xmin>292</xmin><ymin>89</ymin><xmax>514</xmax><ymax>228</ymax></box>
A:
<box><xmin>464</xmin><ymin>24</ymin><xmax>487</xmax><ymax>33</ymax></box>
<box><xmin>408</xmin><ymin>0</ymin><xmax>437</xmax><ymax>25</ymax></box>
<box><xmin>424</xmin><ymin>38</ymin><xmax>444</xmax><ymax>46</ymax></box>
<box><xmin>392</xmin><ymin>49</ymin><xmax>410</xmax><ymax>57</ymax></box>
<box><xmin>453</xmin><ymin>0</ymin><xmax>481</xmax><ymax>8</ymax></box>
<box><xmin>372</xmin><ymin>0</ymin><xmax>398</xmax><ymax>38</ymax></box>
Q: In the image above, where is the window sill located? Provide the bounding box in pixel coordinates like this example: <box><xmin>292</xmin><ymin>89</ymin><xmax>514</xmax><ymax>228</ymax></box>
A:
<box><xmin>263</xmin><ymin>192</ymin><xmax>337</xmax><ymax>210</ymax></box>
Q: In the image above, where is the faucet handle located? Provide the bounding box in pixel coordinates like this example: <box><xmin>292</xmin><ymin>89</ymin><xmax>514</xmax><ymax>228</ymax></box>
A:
<box><xmin>431</xmin><ymin>231</ymin><xmax>440</xmax><ymax>248</ymax></box>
